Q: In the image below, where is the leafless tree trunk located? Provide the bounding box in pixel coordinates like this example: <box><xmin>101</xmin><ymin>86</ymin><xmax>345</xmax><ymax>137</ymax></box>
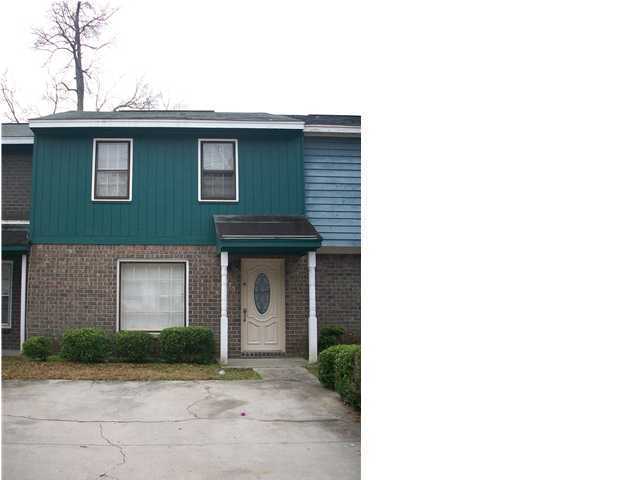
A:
<box><xmin>33</xmin><ymin>1</ymin><xmax>116</xmax><ymax>112</ymax></box>
<box><xmin>73</xmin><ymin>2</ymin><xmax>84</xmax><ymax>110</ymax></box>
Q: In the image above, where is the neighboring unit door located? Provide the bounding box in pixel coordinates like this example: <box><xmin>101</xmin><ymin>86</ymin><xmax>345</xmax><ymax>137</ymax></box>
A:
<box><xmin>241</xmin><ymin>258</ymin><xmax>285</xmax><ymax>352</ymax></box>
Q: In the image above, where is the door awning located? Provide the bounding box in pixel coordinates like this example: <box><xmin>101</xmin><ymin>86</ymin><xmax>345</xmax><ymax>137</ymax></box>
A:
<box><xmin>2</xmin><ymin>225</ymin><xmax>30</xmax><ymax>253</ymax></box>
<box><xmin>213</xmin><ymin>215</ymin><xmax>321</xmax><ymax>253</ymax></box>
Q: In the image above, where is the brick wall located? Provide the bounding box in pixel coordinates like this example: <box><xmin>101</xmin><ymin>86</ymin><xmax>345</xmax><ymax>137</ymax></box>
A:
<box><xmin>27</xmin><ymin>245</ymin><xmax>219</xmax><ymax>342</ymax></box>
<box><xmin>316</xmin><ymin>254</ymin><xmax>361</xmax><ymax>341</ymax></box>
<box><xmin>2</xmin><ymin>256</ymin><xmax>22</xmax><ymax>351</ymax></box>
<box><xmin>2</xmin><ymin>147</ymin><xmax>32</xmax><ymax>221</ymax></box>
<box><xmin>25</xmin><ymin>246</ymin><xmax>355</xmax><ymax>358</ymax></box>
<box><xmin>285</xmin><ymin>255</ymin><xmax>310</xmax><ymax>356</ymax></box>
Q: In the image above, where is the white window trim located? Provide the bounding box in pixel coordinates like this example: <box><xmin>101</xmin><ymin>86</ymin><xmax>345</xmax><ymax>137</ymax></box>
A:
<box><xmin>2</xmin><ymin>261</ymin><xmax>13</xmax><ymax>329</ymax></box>
<box><xmin>91</xmin><ymin>138</ymin><xmax>133</xmax><ymax>202</ymax></box>
<box><xmin>116</xmin><ymin>259</ymin><xmax>189</xmax><ymax>332</ymax></box>
<box><xmin>1</xmin><ymin>220</ymin><xmax>29</xmax><ymax>225</ymax></box>
<box><xmin>2</xmin><ymin>136</ymin><xmax>34</xmax><ymax>144</ymax></box>
<box><xmin>198</xmin><ymin>138</ymin><xmax>239</xmax><ymax>203</ymax></box>
<box><xmin>304</xmin><ymin>125</ymin><xmax>361</xmax><ymax>136</ymax></box>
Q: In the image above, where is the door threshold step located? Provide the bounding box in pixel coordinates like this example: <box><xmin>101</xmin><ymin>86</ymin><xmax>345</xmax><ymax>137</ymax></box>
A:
<box><xmin>224</xmin><ymin>357</ymin><xmax>307</xmax><ymax>368</ymax></box>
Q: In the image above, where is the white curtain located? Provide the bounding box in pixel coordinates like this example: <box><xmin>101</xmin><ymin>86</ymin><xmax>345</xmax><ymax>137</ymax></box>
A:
<box><xmin>96</xmin><ymin>142</ymin><xmax>128</xmax><ymax>197</ymax></box>
<box><xmin>201</xmin><ymin>142</ymin><xmax>235</xmax><ymax>199</ymax></box>
<box><xmin>1</xmin><ymin>262</ymin><xmax>11</xmax><ymax>327</ymax></box>
<box><xmin>2</xmin><ymin>262</ymin><xmax>11</xmax><ymax>296</ymax></box>
<box><xmin>202</xmin><ymin>142</ymin><xmax>234</xmax><ymax>170</ymax></box>
<box><xmin>96</xmin><ymin>171</ymin><xmax>128</xmax><ymax>197</ymax></box>
<box><xmin>201</xmin><ymin>173</ymin><xmax>235</xmax><ymax>198</ymax></box>
<box><xmin>97</xmin><ymin>142</ymin><xmax>128</xmax><ymax>170</ymax></box>
<box><xmin>120</xmin><ymin>263</ymin><xmax>185</xmax><ymax>331</ymax></box>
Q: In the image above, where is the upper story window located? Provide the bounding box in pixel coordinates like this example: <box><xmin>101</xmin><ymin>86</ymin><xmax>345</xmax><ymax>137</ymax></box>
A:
<box><xmin>92</xmin><ymin>139</ymin><xmax>132</xmax><ymax>201</ymax></box>
<box><xmin>198</xmin><ymin>139</ymin><xmax>238</xmax><ymax>202</ymax></box>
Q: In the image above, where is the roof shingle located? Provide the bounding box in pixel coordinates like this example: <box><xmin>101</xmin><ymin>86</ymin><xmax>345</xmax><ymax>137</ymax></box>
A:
<box><xmin>1</xmin><ymin>123</ymin><xmax>33</xmax><ymax>138</ymax></box>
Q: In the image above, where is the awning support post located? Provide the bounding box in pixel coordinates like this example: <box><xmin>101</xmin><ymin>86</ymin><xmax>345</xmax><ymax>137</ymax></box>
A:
<box><xmin>220</xmin><ymin>251</ymin><xmax>229</xmax><ymax>365</ymax></box>
<box><xmin>308</xmin><ymin>251</ymin><xmax>318</xmax><ymax>363</ymax></box>
<box><xmin>19</xmin><ymin>254</ymin><xmax>27</xmax><ymax>349</ymax></box>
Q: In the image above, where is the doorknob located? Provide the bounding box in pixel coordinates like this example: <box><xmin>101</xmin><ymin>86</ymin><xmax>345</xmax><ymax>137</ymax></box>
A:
<box><xmin>243</xmin><ymin>308</ymin><xmax>247</xmax><ymax>322</ymax></box>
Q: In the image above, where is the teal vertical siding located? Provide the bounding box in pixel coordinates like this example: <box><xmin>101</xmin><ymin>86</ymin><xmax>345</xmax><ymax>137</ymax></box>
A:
<box><xmin>31</xmin><ymin>128</ymin><xmax>304</xmax><ymax>244</ymax></box>
<box><xmin>303</xmin><ymin>137</ymin><xmax>361</xmax><ymax>247</ymax></box>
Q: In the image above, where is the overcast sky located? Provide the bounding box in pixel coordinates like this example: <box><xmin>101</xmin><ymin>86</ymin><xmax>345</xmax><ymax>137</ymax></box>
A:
<box><xmin>1</xmin><ymin>0</ymin><xmax>365</xmax><ymax>118</ymax></box>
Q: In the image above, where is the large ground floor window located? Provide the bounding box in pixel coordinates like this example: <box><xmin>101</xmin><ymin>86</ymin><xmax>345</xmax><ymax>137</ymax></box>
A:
<box><xmin>119</xmin><ymin>261</ymin><xmax>187</xmax><ymax>332</ymax></box>
<box><xmin>2</xmin><ymin>261</ymin><xmax>12</xmax><ymax>328</ymax></box>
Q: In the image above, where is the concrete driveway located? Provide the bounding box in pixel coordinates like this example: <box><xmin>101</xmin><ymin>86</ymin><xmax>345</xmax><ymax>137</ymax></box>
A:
<box><xmin>2</xmin><ymin>366</ymin><xmax>360</xmax><ymax>479</ymax></box>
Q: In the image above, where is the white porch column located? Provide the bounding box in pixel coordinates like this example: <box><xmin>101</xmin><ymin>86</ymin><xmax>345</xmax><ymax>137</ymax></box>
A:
<box><xmin>220</xmin><ymin>251</ymin><xmax>229</xmax><ymax>365</ymax></box>
<box><xmin>19</xmin><ymin>254</ymin><xmax>27</xmax><ymax>349</ymax></box>
<box><xmin>308</xmin><ymin>251</ymin><xmax>318</xmax><ymax>363</ymax></box>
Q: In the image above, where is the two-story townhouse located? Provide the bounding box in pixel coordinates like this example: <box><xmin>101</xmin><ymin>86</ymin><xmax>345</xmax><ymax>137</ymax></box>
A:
<box><xmin>1</xmin><ymin>123</ymin><xmax>33</xmax><ymax>353</ymax></box>
<box><xmin>2</xmin><ymin>111</ymin><xmax>360</xmax><ymax>363</ymax></box>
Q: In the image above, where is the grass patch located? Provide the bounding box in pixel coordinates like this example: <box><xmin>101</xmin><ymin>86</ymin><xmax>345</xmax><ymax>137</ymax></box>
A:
<box><xmin>2</xmin><ymin>356</ymin><xmax>260</xmax><ymax>381</ymax></box>
<box><xmin>305</xmin><ymin>363</ymin><xmax>319</xmax><ymax>378</ymax></box>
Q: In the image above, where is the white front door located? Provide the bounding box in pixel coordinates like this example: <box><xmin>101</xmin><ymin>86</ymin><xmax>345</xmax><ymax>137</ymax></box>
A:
<box><xmin>241</xmin><ymin>258</ymin><xmax>285</xmax><ymax>352</ymax></box>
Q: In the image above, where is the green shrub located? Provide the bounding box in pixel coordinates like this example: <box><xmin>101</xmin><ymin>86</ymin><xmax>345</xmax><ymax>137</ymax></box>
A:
<box><xmin>321</xmin><ymin>326</ymin><xmax>346</xmax><ymax>337</ymax></box>
<box><xmin>318</xmin><ymin>325</ymin><xmax>346</xmax><ymax>352</ymax></box>
<box><xmin>60</xmin><ymin>328</ymin><xmax>113</xmax><ymax>363</ymax></box>
<box><xmin>115</xmin><ymin>331</ymin><xmax>154</xmax><ymax>362</ymax></box>
<box><xmin>335</xmin><ymin>345</ymin><xmax>361</xmax><ymax>409</ymax></box>
<box><xmin>352</xmin><ymin>348</ymin><xmax>361</xmax><ymax>408</ymax></box>
<box><xmin>159</xmin><ymin>326</ymin><xmax>214</xmax><ymax>363</ymax></box>
<box><xmin>22</xmin><ymin>336</ymin><xmax>53</xmax><ymax>361</ymax></box>
<box><xmin>318</xmin><ymin>345</ymin><xmax>342</xmax><ymax>388</ymax></box>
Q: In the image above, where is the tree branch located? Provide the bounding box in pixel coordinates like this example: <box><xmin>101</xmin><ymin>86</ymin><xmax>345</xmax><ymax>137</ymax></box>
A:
<box><xmin>32</xmin><ymin>0</ymin><xmax>117</xmax><ymax>111</ymax></box>
<box><xmin>111</xmin><ymin>79</ymin><xmax>161</xmax><ymax>111</ymax></box>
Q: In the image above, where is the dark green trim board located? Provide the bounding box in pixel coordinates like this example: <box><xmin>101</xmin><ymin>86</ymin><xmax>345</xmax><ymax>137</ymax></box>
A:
<box><xmin>30</xmin><ymin>128</ymin><xmax>305</xmax><ymax>244</ymax></box>
<box><xmin>215</xmin><ymin>238</ymin><xmax>321</xmax><ymax>254</ymax></box>
<box><xmin>2</xmin><ymin>246</ymin><xmax>29</xmax><ymax>253</ymax></box>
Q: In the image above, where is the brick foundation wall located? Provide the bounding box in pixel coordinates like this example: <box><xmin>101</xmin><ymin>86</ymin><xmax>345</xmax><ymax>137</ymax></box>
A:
<box><xmin>26</xmin><ymin>245</ymin><xmax>219</xmax><ymax>342</ymax></box>
<box><xmin>2</xmin><ymin>256</ymin><xmax>22</xmax><ymax>351</ymax></box>
<box><xmin>316</xmin><ymin>254</ymin><xmax>361</xmax><ymax>341</ymax></box>
<box><xmin>25</xmin><ymin>246</ymin><xmax>346</xmax><ymax>358</ymax></box>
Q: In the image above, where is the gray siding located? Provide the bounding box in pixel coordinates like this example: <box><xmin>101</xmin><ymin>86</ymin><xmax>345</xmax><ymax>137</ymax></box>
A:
<box><xmin>304</xmin><ymin>137</ymin><xmax>360</xmax><ymax>247</ymax></box>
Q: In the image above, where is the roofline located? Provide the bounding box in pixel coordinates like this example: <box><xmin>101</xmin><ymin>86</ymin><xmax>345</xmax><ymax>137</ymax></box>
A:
<box><xmin>2</xmin><ymin>137</ymin><xmax>34</xmax><ymax>144</ymax></box>
<box><xmin>28</xmin><ymin>118</ymin><xmax>305</xmax><ymax>130</ymax></box>
<box><xmin>303</xmin><ymin>125</ymin><xmax>361</xmax><ymax>136</ymax></box>
<box><xmin>220</xmin><ymin>235</ymin><xmax>320</xmax><ymax>240</ymax></box>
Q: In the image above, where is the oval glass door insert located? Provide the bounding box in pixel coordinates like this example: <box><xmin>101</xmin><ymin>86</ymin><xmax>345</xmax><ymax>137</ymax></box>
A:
<box><xmin>254</xmin><ymin>273</ymin><xmax>270</xmax><ymax>314</ymax></box>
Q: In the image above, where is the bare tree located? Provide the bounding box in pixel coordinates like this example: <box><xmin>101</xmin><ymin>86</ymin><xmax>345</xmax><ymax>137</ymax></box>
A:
<box><xmin>0</xmin><ymin>72</ymin><xmax>23</xmax><ymax>122</ymax></box>
<box><xmin>1</xmin><ymin>69</ymin><xmax>73</xmax><ymax>121</ymax></box>
<box><xmin>111</xmin><ymin>79</ymin><xmax>161</xmax><ymax>111</ymax></box>
<box><xmin>43</xmin><ymin>75</ymin><xmax>69</xmax><ymax>114</ymax></box>
<box><xmin>0</xmin><ymin>70</ymin><xmax>40</xmax><ymax>122</ymax></box>
<box><xmin>33</xmin><ymin>1</ymin><xmax>117</xmax><ymax>111</ymax></box>
<box><xmin>159</xmin><ymin>94</ymin><xmax>186</xmax><ymax>110</ymax></box>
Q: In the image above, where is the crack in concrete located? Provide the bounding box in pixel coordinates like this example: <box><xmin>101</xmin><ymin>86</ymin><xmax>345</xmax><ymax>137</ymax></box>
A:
<box><xmin>185</xmin><ymin>385</ymin><xmax>213</xmax><ymax>419</ymax></box>
<box><xmin>5</xmin><ymin>440</ymin><xmax>361</xmax><ymax>447</ymax></box>
<box><xmin>4</xmin><ymin>414</ymin><xmax>200</xmax><ymax>424</ymax></box>
<box><xmin>97</xmin><ymin>423</ymin><xmax>126</xmax><ymax>480</ymax></box>
<box><xmin>4</xmin><ymin>413</ymin><xmax>347</xmax><ymax>424</ymax></box>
